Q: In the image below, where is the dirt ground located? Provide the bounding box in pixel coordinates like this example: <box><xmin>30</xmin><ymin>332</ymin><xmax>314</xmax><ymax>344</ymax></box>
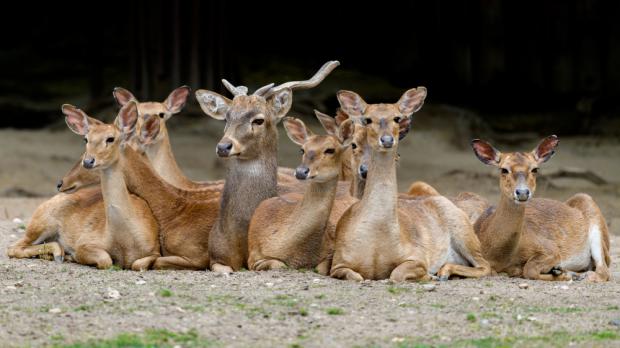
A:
<box><xmin>0</xmin><ymin>111</ymin><xmax>619</xmax><ymax>347</ymax></box>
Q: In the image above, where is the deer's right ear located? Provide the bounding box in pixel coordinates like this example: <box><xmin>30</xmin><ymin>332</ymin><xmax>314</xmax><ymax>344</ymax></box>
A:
<box><xmin>118</xmin><ymin>101</ymin><xmax>139</xmax><ymax>140</ymax></box>
<box><xmin>337</xmin><ymin>90</ymin><xmax>367</xmax><ymax>117</ymax></box>
<box><xmin>113</xmin><ymin>87</ymin><xmax>137</xmax><ymax>107</ymax></box>
<box><xmin>195</xmin><ymin>90</ymin><xmax>230</xmax><ymax>120</ymax></box>
<box><xmin>314</xmin><ymin>110</ymin><xmax>338</xmax><ymax>136</ymax></box>
<box><xmin>471</xmin><ymin>139</ymin><xmax>501</xmax><ymax>166</ymax></box>
<box><xmin>283</xmin><ymin>117</ymin><xmax>312</xmax><ymax>146</ymax></box>
<box><xmin>140</xmin><ymin>114</ymin><xmax>161</xmax><ymax>145</ymax></box>
<box><xmin>338</xmin><ymin>119</ymin><xmax>355</xmax><ymax>147</ymax></box>
<box><xmin>62</xmin><ymin>104</ymin><xmax>90</xmax><ymax>135</ymax></box>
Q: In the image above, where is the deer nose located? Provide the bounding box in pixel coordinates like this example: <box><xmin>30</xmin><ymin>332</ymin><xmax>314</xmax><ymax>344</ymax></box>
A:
<box><xmin>515</xmin><ymin>188</ymin><xmax>531</xmax><ymax>201</ymax></box>
<box><xmin>295</xmin><ymin>166</ymin><xmax>310</xmax><ymax>180</ymax></box>
<box><xmin>216</xmin><ymin>142</ymin><xmax>233</xmax><ymax>157</ymax></box>
<box><xmin>56</xmin><ymin>180</ymin><xmax>63</xmax><ymax>191</ymax></box>
<box><xmin>380</xmin><ymin>135</ymin><xmax>394</xmax><ymax>148</ymax></box>
<box><xmin>83</xmin><ymin>157</ymin><xmax>95</xmax><ymax>169</ymax></box>
<box><xmin>359</xmin><ymin>164</ymin><xmax>368</xmax><ymax>179</ymax></box>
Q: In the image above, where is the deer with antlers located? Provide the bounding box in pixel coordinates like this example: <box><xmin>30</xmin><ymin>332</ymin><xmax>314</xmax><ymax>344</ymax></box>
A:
<box><xmin>247</xmin><ymin>113</ymin><xmax>357</xmax><ymax>274</ymax></box>
<box><xmin>471</xmin><ymin>136</ymin><xmax>611</xmax><ymax>281</ymax></box>
<box><xmin>330</xmin><ymin>88</ymin><xmax>491</xmax><ymax>281</ymax></box>
<box><xmin>196</xmin><ymin>61</ymin><xmax>340</xmax><ymax>272</ymax></box>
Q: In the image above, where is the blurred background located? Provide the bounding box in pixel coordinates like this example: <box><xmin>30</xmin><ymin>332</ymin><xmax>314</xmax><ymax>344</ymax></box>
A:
<box><xmin>0</xmin><ymin>1</ymin><xmax>619</xmax><ymax>228</ymax></box>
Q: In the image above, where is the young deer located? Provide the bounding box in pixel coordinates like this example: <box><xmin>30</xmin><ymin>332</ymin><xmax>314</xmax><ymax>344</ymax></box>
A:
<box><xmin>330</xmin><ymin>88</ymin><xmax>491</xmax><ymax>281</ymax></box>
<box><xmin>63</xmin><ymin>103</ymin><xmax>160</xmax><ymax>270</ymax></box>
<box><xmin>196</xmin><ymin>61</ymin><xmax>340</xmax><ymax>272</ymax></box>
<box><xmin>471</xmin><ymin>136</ymin><xmax>611</xmax><ymax>282</ymax></box>
<box><xmin>247</xmin><ymin>115</ymin><xmax>356</xmax><ymax>274</ymax></box>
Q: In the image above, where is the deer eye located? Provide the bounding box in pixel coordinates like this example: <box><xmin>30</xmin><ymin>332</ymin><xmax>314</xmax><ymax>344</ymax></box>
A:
<box><xmin>394</xmin><ymin>117</ymin><xmax>401</xmax><ymax>123</ymax></box>
<box><xmin>363</xmin><ymin>118</ymin><xmax>372</xmax><ymax>125</ymax></box>
<box><xmin>106</xmin><ymin>137</ymin><xmax>115</xmax><ymax>143</ymax></box>
<box><xmin>252</xmin><ymin>118</ymin><xmax>265</xmax><ymax>126</ymax></box>
<box><xmin>531</xmin><ymin>167</ymin><xmax>539</xmax><ymax>174</ymax></box>
<box><xmin>501</xmin><ymin>168</ymin><xmax>509</xmax><ymax>174</ymax></box>
<box><xmin>324</xmin><ymin>148</ymin><xmax>335</xmax><ymax>155</ymax></box>
<box><xmin>299</xmin><ymin>149</ymin><xmax>305</xmax><ymax>155</ymax></box>
<box><xmin>159</xmin><ymin>112</ymin><xmax>165</xmax><ymax>118</ymax></box>
<box><xmin>351</xmin><ymin>143</ymin><xmax>357</xmax><ymax>150</ymax></box>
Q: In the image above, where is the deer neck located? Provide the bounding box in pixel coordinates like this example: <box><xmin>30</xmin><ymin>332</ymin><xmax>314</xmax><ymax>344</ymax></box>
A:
<box><xmin>99</xmin><ymin>156</ymin><xmax>133</xmax><ymax>227</ymax></box>
<box><xmin>295</xmin><ymin>178</ymin><xmax>339</xmax><ymax>227</ymax></box>
<box><xmin>145</xmin><ymin>125</ymin><xmax>193</xmax><ymax>188</ymax></box>
<box><xmin>350</xmin><ymin>176</ymin><xmax>366</xmax><ymax>199</ymax></box>
<box><xmin>359</xmin><ymin>150</ymin><xmax>398</xmax><ymax>220</ymax></box>
<box><xmin>481</xmin><ymin>195</ymin><xmax>526</xmax><ymax>260</ymax></box>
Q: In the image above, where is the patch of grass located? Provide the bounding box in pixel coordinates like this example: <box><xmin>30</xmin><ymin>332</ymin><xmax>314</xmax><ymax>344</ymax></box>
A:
<box><xmin>430</xmin><ymin>304</ymin><xmax>445</xmax><ymax>309</ymax></box>
<box><xmin>107</xmin><ymin>265</ymin><xmax>123</xmax><ymax>271</ymax></box>
<box><xmin>466</xmin><ymin>313</ymin><xmax>477</xmax><ymax>322</ymax></box>
<box><xmin>269</xmin><ymin>294</ymin><xmax>298</xmax><ymax>307</ymax></box>
<box><xmin>387</xmin><ymin>286</ymin><xmax>409</xmax><ymax>295</ymax></box>
<box><xmin>526</xmin><ymin>306</ymin><xmax>584</xmax><ymax>314</ymax></box>
<box><xmin>74</xmin><ymin>304</ymin><xmax>93</xmax><ymax>312</ymax></box>
<box><xmin>314</xmin><ymin>294</ymin><xmax>326</xmax><ymax>300</ymax></box>
<box><xmin>326</xmin><ymin>307</ymin><xmax>344</xmax><ymax>315</ymax></box>
<box><xmin>606</xmin><ymin>305</ymin><xmax>619</xmax><ymax>310</ymax></box>
<box><xmin>298</xmin><ymin>308</ymin><xmax>308</xmax><ymax>316</ymax></box>
<box><xmin>158</xmin><ymin>288</ymin><xmax>173</xmax><ymax>297</ymax></box>
<box><xmin>52</xmin><ymin>328</ymin><xmax>217</xmax><ymax>347</ymax></box>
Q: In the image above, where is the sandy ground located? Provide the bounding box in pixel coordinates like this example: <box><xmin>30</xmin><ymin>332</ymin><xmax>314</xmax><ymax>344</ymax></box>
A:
<box><xmin>0</xmin><ymin>111</ymin><xmax>619</xmax><ymax>347</ymax></box>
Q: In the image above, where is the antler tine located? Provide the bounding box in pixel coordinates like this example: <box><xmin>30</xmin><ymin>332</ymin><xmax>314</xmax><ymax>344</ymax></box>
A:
<box><xmin>252</xmin><ymin>83</ymin><xmax>275</xmax><ymax>97</ymax></box>
<box><xmin>265</xmin><ymin>60</ymin><xmax>340</xmax><ymax>97</ymax></box>
<box><xmin>221</xmin><ymin>79</ymin><xmax>248</xmax><ymax>96</ymax></box>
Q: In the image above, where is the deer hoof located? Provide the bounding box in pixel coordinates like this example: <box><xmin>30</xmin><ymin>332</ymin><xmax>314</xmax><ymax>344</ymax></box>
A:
<box><xmin>548</xmin><ymin>266</ymin><xmax>563</xmax><ymax>276</ymax></box>
<box><xmin>54</xmin><ymin>255</ymin><xmax>64</xmax><ymax>263</ymax></box>
<box><xmin>438</xmin><ymin>275</ymin><xmax>449</xmax><ymax>282</ymax></box>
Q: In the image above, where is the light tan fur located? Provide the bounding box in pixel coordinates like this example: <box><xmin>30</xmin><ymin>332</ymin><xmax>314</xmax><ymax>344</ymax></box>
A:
<box><xmin>330</xmin><ymin>89</ymin><xmax>491</xmax><ymax>282</ymax></box>
<box><xmin>471</xmin><ymin>136</ymin><xmax>611</xmax><ymax>282</ymax></box>
<box><xmin>248</xmin><ymin>114</ymin><xmax>357</xmax><ymax>274</ymax></box>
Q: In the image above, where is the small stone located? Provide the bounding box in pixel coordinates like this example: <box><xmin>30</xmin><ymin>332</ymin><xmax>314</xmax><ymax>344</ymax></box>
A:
<box><xmin>12</xmin><ymin>218</ymin><xmax>23</xmax><ymax>224</ymax></box>
<box><xmin>135</xmin><ymin>280</ymin><xmax>146</xmax><ymax>285</ymax></box>
<box><xmin>265</xmin><ymin>282</ymin><xmax>274</xmax><ymax>287</ymax></box>
<box><xmin>560</xmin><ymin>285</ymin><xmax>569</xmax><ymax>290</ymax></box>
<box><xmin>609</xmin><ymin>319</ymin><xmax>620</xmax><ymax>327</ymax></box>
<box><xmin>391</xmin><ymin>337</ymin><xmax>405</xmax><ymax>343</ymax></box>
<box><xmin>518</xmin><ymin>283</ymin><xmax>529</xmax><ymax>289</ymax></box>
<box><xmin>312</xmin><ymin>278</ymin><xmax>321</xmax><ymax>283</ymax></box>
<box><xmin>9</xmin><ymin>234</ymin><xmax>16</xmax><ymax>239</ymax></box>
<box><xmin>422</xmin><ymin>284</ymin><xmax>436</xmax><ymax>292</ymax></box>
<box><xmin>174</xmin><ymin>306</ymin><xmax>186</xmax><ymax>313</ymax></box>
<box><xmin>480</xmin><ymin>319</ymin><xmax>490</xmax><ymax>326</ymax></box>
<box><xmin>49</xmin><ymin>308</ymin><xmax>62</xmax><ymax>314</ymax></box>
<box><xmin>5</xmin><ymin>286</ymin><xmax>16</xmax><ymax>290</ymax></box>
<box><xmin>527</xmin><ymin>316</ymin><xmax>537</xmax><ymax>322</ymax></box>
<box><xmin>472</xmin><ymin>297</ymin><xmax>480</xmax><ymax>301</ymax></box>
<box><xmin>105</xmin><ymin>288</ymin><xmax>121</xmax><ymax>300</ymax></box>
<box><xmin>516</xmin><ymin>314</ymin><xmax>523</xmax><ymax>321</ymax></box>
<box><xmin>479</xmin><ymin>290</ymin><xmax>486</xmax><ymax>295</ymax></box>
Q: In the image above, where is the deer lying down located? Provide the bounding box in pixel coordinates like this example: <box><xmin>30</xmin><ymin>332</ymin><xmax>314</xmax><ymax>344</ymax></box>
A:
<box><xmin>248</xmin><ymin>115</ymin><xmax>357</xmax><ymax>275</ymax></box>
<box><xmin>330</xmin><ymin>88</ymin><xmax>491</xmax><ymax>281</ymax></box>
<box><xmin>471</xmin><ymin>136</ymin><xmax>611</xmax><ymax>282</ymax></box>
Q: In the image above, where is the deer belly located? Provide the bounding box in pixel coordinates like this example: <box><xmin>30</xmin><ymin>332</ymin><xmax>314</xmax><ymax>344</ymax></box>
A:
<box><xmin>559</xmin><ymin>243</ymin><xmax>592</xmax><ymax>271</ymax></box>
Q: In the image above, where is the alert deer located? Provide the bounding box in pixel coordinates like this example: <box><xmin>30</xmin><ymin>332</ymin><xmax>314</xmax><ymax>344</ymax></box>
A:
<box><xmin>471</xmin><ymin>136</ymin><xmax>611</xmax><ymax>282</ymax></box>
<box><xmin>247</xmin><ymin>114</ymin><xmax>356</xmax><ymax>275</ymax></box>
<box><xmin>196</xmin><ymin>60</ymin><xmax>340</xmax><ymax>272</ymax></box>
<box><xmin>330</xmin><ymin>88</ymin><xmax>491</xmax><ymax>281</ymax></box>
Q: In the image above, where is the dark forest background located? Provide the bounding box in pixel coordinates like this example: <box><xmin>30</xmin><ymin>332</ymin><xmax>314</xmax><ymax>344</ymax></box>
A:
<box><xmin>1</xmin><ymin>0</ymin><xmax>620</xmax><ymax>135</ymax></box>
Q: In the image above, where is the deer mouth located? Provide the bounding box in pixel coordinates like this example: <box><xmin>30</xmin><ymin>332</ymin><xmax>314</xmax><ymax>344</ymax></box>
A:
<box><xmin>59</xmin><ymin>185</ymin><xmax>78</xmax><ymax>194</ymax></box>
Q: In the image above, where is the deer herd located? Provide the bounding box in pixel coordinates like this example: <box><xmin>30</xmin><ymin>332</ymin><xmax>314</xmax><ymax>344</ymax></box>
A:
<box><xmin>7</xmin><ymin>61</ymin><xmax>611</xmax><ymax>283</ymax></box>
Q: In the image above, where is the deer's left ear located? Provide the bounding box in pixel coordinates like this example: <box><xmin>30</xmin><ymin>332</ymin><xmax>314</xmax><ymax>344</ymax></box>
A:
<box><xmin>113</xmin><ymin>87</ymin><xmax>137</xmax><ymax>107</ymax></box>
<box><xmin>164</xmin><ymin>86</ymin><xmax>191</xmax><ymax>114</ymax></box>
<box><xmin>195</xmin><ymin>89</ymin><xmax>231</xmax><ymax>120</ymax></box>
<box><xmin>533</xmin><ymin>135</ymin><xmax>559</xmax><ymax>164</ymax></box>
<box><xmin>283</xmin><ymin>117</ymin><xmax>312</xmax><ymax>146</ymax></box>
<box><xmin>397</xmin><ymin>87</ymin><xmax>427</xmax><ymax>115</ymax></box>
<box><xmin>62</xmin><ymin>104</ymin><xmax>102</xmax><ymax>135</ymax></box>
<box><xmin>268</xmin><ymin>88</ymin><xmax>293</xmax><ymax>123</ymax></box>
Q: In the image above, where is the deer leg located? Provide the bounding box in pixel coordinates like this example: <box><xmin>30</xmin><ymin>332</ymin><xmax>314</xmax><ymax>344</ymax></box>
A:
<box><xmin>131</xmin><ymin>255</ymin><xmax>159</xmax><ymax>271</ymax></box>
<box><xmin>8</xmin><ymin>242</ymin><xmax>64</xmax><ymax>262</ymax></box>
<box><xmin>437</xmin><ymin>263</ymin><xmax>491</xmax><ymax>281</ymax></box>
<box><xmin>390</xmin><ymin>260</ymin><xmax>431</xmax><ymax>282</ymax></box>
<box><xmin>153</xmin><ymin>256</ymin><xmax>205</xmax><ymax>270</ymax></box>
<box><xmin>211</xmin><ymin>263</ymin><xmax>234</xmax><ymax>273</ymax></box>
<box><xmin>75</xmin><ymin>245</ymin><xmax>113</xmax><ymax>269</ymax></box>
<box><xmin>251</xmin><ymin>258</ymin><xmax>287</xmax><ymax>271</ymax></box>
<box><xmin>522</xmin><ymin>253</ymin><xmax>571</xmax><ymax>281</ymax></box>
<box><xmin>331</xmin><ymin>267</ymin><xmax>364</xmax><ymax>281</ymax></box>
<box><xmin>315</xmin><ymin>258</ymin><xmax>331</xmax><ymax>276</ymax></box>
<box><xmin>440</xmin><ymin>225</ymin><xmax>492</xmax><ymax>280</ymax></box>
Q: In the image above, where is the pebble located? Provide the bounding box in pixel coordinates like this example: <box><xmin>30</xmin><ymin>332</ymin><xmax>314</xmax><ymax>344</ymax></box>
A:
<box><xmin>422</xmin><ymin>284</ymin><xmax>436</xmax><ymax>292</ymax></box>
<box><xmin>391</xmin><ymin>337</ymin><xmax>405</xmax><ymax>343</ymax></box>
<box><xmin>516</xmin><ymin>314</ymin><xmax>523</xmax><ymax>321</ymax></box>
<box><xmin>609</xmin><ymin>319</ymin><xmax>620</xmax><ymax>327</ymax></box>
<box><xmin>518</xmin><ymin>283</ymin><xmax>529</xmax><ymax>289</ymax></box>
<box><xmin>527</xmin><ymin>316</ymin><xmax>537</xmax><ymax>322</ymax></box>
<box><xmin>560</xmin><ymin>285</ymin><xmax>569</xmax><ymax>290</ymax></box>
<box><xmin>48</xmin><ymin>308</ymin><xmax>62</xmax><ymax>314</ymax></box>
<box><xmin>135</xmin><ymin>280</ymin><xmax>146</xmax><ymax>285</ymax></box>
<box><xmin>12</xmin><ymin>218</ymin><xmax>23</xmax><ymax>224</ymax></box>
<box><xmin>312</xmin><ymin>278</ymin><xmax>321</xmax><ymax>283</ymax></box>
<box><xmin>472</xmin><ymin>297</ymin><xmax>480</xmax><ymax>301</ymax></box>
<box><xmin>265</xmin><ymin>282</ymin><xmax>274</xmax><ymax>287</ymax></box>
<box><xmin>106</xmin><ymin>288</ymin><xmax>121</xmax><ymax>300</ymax></box>
<box><xmin>480</xmin><ymin>319</ymin><xmax>490</xmax><ymax>327</ymax></box>
<box><xmin>5</xmin><ymin>286</ymin><xmax>16</xmax><ymax>290</ymax></box>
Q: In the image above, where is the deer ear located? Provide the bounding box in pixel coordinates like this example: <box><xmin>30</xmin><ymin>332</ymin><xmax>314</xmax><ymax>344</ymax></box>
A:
<box><xmin>140</xmin><ymin>114</ymin><xmax>161</xmax><ymax>145</ymax></box>
<box><xmin>63</xmin><ymin>104</ymin><xmax>98</xmax><ymax>135</ymax></box>
<box><xmin>195</xmin><ymin>89</ymin><xmax>230</xmax><ymax>120</ymax></box>
<box><xmin>398</xmin><ymin>116</ymin><xmax>412</xmax><ymax>140</ymax></box>
<box><xmin>397</xmin><ymin>87</ymin><xmax>427</xmax><ymax>115</ymax></box>
<box><xmin>471</xmin><ymin>139</ymin><xmax>501</xmax><ymax>166</ymax></box>
<box><xmin>269</xmin><ymin>88</ymin><xmax>293</xmax><ymax>122</ymax></box>
<box><xmin>338</xmin><ymin>119</ymin><xmax>355</xmax><ymax>147</ymax></box>
<box><xmin>533</xmin><ymin>135</ymin><xmax>559</xmax><ymax>164</ymax></box>
<box><xmin>113</xmin><ymin>87</ymin><xmax>137</xmax><ymax>107</ymax></box>
<box><xmin>117</xmin><ymin>101</ymin><xmax>139</xmax><ymax>141</ymax></box>
<box><xmin>283</xmin><ymin>117</ymin><xmax>312</xmax><ymax>146</ymax></box>
<box><xmin>337</xmin><ymin>90</ymin><xmax>367</xmax><ymax>117</ymax></box>
<box><xmin>165</xmin><ymin>86</ymin><xmax>191</xmax><ymax>114</ymax></box>
<box><xmin>334</xmin><ymin>108</ymin><xmax>349</xmax><ymax>126</ymax></box>
<box><xmin>314</xmin><ymin>110</ymin><xmax>338</xmax><ymax>136</ymax></box>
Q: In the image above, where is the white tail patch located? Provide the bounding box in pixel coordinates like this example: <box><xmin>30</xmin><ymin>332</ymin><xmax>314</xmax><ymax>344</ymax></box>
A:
<box><xmin>588</xmin><ymin>222</ymin><xmax>604</xmax><ymax>267</ymax></box>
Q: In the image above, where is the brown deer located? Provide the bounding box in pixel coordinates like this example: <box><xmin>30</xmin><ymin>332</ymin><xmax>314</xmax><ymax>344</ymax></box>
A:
<box><xmin>330</xmin><ymin>88</ymin><xmax>491</xmax><ymax>281</ymax></box>
<box><xmin>471</xmin><ymin>136</ymin><xmax>611</xmax><ymax>282</ymax></box>
<box><xmin>37</xmin><ymin>103</ymin><xmax>159</xmax><ymax>270</ymax></box>
<box><xmin>196</xmin><ymin>61</ymin><xmax>340</xmax><ymax>272</ymax></box>
<box><xmin>248</xmin><ymin>114</ymin><xmax>356</xmax><ymax>275</ymax></box>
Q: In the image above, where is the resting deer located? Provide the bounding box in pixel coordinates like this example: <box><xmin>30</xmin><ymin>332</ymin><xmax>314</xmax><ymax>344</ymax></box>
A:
<box><xmin>248</xmin><ymin>114</ymin><xmax>356</xmax><ymax>275</ymax></box>
<box><xmin>196</xmin><ymin>60</ymin><xmax>340</xmax><ymax>272</ymax></box>
<box><xmin>471</xmin><ymin>136</ymin><xmax>611</xmax><ymax>282</ymax></box>
<box><xmin>330</xmin><ymin>88</ymin><xmax>491</xmax><ymax>281</ymax></box>
<box><xmin>30</xmin><ymin>103</ymin><xmax>160</xmax><ymax>270</ymax></box>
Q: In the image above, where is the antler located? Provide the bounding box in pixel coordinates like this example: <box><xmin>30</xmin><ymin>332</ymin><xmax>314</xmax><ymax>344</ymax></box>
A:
<box><xmin>253</xmin><ymin>60</ymin><xmax>340</xmax><ymax>97</ymax></box>
<box><xmin>222</xmin><ymin>79</ymin><xmax>248</xmax><ymax>96</ymax></box>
